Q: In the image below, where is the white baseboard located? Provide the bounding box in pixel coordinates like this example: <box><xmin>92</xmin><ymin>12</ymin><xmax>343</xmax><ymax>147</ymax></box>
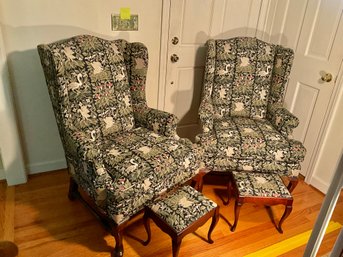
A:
<box><xmin>309</xmin><ymin>175</ymin><xmax>330</xmax><ymax>194</ymax></box>
<box><xmin>28</xmin><ymin>158</ymin><xmax>67</xmax><ymax>174</ymax></box>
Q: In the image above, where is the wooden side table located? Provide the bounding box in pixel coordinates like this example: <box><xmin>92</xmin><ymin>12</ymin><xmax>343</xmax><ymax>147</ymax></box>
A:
<box><xmin>143</xmin><ymin>185</ymin><xmax>219</xmax><ymax>257</ymax></box>
<box><xmin>229</xmin><ymin>171</ymin><xmax>293</xmax><ymax>233</ymax></box>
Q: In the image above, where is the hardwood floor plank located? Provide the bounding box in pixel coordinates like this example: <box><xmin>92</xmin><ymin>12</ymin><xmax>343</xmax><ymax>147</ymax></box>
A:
<box><xmin>1</xmin><ymin>170</ymin><xmax>342</xmax><ymax>256</ymax></box>
<box><xmin>0</xmin><ymin>181</ymin><xmax>15</xmax><ymax>241</ymax></box>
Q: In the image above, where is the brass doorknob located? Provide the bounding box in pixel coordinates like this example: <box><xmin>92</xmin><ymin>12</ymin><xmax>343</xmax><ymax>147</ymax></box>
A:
<box><xmin>170</xmin><ymin>54</ymin><xmax>179</xmax><ymax>63</ymax></box>
<box><xmin>321</xmin><ymin>72</ymin><xmax>333</xmax><ymax>82</ymax></box>
<box><xmin>171</xmin><ymin>37</ymin><xmax>179</xmax><ymax>45</ymax></box>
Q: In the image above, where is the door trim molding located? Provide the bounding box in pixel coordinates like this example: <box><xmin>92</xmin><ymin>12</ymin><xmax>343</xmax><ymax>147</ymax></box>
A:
<box><xmin>158</xmin><ymin>0</ymin><xmax>171</xmax><ymax>110</ymax></box>
<box><xmin>305</xmin><ymin>59</ymin><xmax>343</xmax><ymax>188</ymax></box>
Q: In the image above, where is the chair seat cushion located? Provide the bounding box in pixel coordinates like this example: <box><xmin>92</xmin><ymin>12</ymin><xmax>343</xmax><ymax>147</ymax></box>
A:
<box><xmin>198</xmin><ymin>117</ymin><xmax>306</xmax><ymax>174</ymax></box>
<box><xmin>213</xmin><ymin>117</ymin><xmax>304</xmax><ymax>161</ymax></box>
<box><xmin>102</xmin><ymin>127</ymin><xmax>202</xmax><ymax>223</ymax></box>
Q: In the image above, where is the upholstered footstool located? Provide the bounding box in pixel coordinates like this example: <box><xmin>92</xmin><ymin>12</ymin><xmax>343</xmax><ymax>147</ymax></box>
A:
<box><xmin>229</xmin><ymin>171</ymin><xmax>293</xmax><ymax>233</ymax></box>
<box><xmin>143</xmin><ymin>185</ymin><xmax>219</xmax><ymax>257</ymax></box>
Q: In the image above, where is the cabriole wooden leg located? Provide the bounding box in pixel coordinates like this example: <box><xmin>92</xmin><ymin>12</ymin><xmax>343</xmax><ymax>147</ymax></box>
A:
<box><xmin>287</xmin><ymin>177</ymin><xmax>298</xmax><ymax>193</ymax></box>
<box><xmin>143</xmin><ymin>210</ymin><xmax>152</xmax><ymax>246</ymax></box>
<box><xmin>231</xmin><ymin>199</ymin><xmax>242</xmax><ymax>232</ymax></box>
<box><xmin>277</xmin><ymin>203</ymin><xmax>293</xmax><ymax>234</ymax></box>
<box><xmin>207</xmin><ymin>207</ymin><xmax>220</xmax><ymax>243</ymax></box>
<box><xmin>112</xmin><ymin>229</ymin><xmax>124</xmax><ymax>257</ymax></box>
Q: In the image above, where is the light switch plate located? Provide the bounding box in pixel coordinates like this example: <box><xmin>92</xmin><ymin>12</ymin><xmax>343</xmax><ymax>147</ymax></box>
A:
<box><xmin>111</xmin><ymin>14</ymin><xmax>138</xmax><ymax>31</ymax></box>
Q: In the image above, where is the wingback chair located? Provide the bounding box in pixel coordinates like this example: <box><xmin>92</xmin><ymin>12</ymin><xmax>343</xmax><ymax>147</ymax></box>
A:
<box><xmin>37</xmin><ymin>35</ymin><xmax>204</xmax><ymax>257</ymax></box>
<box><xmin>196</xmin><ymin>37</ymin><xmax>306</xmax><ymax>190</ymax></box>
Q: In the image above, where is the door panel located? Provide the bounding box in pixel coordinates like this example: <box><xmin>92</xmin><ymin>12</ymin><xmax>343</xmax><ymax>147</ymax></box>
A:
<box><xmin>304</xmin><ymin>0</ymin><xmax>341</xmax><ymax>59</ymax></box>
<box><xmin>181</xmin><ymin>0</ymin><xmax>214</xmax><ymax>44</ymax></box>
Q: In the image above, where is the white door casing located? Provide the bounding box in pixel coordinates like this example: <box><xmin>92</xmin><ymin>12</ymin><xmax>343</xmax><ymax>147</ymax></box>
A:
<box><xmin>161</xmin><ymin>0</ymin><xmax>264</xmax><ymax>140</ymax></box>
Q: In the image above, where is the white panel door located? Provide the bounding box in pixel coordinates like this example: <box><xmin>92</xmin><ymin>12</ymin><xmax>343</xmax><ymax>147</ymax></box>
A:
<box><xmin>163</xmin><ymin>0</ymin><xmax>263</xmax><ymax>140</ymax></box>
<box><xmin>282</xmin><ymin>0</ymin><xmax>343</xmax><ymax>178</ymax></box>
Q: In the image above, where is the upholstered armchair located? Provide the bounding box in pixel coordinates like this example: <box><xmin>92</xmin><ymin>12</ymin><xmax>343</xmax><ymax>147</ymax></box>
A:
<box><xmin>196</xmin><ymin>37</ymin><xmax>306</xmax><ymax>190</ymax></box>
<box><xmin>37</xmin><ymin>35</ymin><xmax>204</xmax><ymax>257</ymax></box>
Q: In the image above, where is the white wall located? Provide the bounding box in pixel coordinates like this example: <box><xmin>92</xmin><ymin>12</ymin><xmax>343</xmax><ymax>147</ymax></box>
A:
<box><xmin>0</xmin><ymin>0</ymin><xmax>163</xmax><ymax>174</ymax></box>
<box><xmin>0</xmin><ymin>26</ymin><xmax>27</xmax><ymax>185</ymax></box>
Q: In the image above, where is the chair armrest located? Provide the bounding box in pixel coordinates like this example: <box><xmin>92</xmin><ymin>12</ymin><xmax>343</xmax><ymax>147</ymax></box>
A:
<box><xmin>133</xmin><ymin>103</ymin><xmax>179</xmax><ymax>138</ymax></box>
<box><xmin>198</xmin><ymin>98</ymin><xmax>215</xmax><ymax>133</ymax></box>
<box><xmin>64</xmin><ymin>130</ymin><xmax>116</xmax><ymax>206</ymax></box>
<box><xmin>267</xmin><ymin>104</ymin><xmax>299</xmax><ymax>138</ymax></box>
<box><xmin>195</xmin><ymin>132</ymin><xmax>217</xmax><ymax>155</ymax></box>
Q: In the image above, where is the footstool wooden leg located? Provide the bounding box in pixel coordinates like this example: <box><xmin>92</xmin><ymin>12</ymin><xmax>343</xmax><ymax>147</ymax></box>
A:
<box><xmin>277</xmin><ymin>202</ymin><xmax>293</xmax><ymax>233</ymax></box>
<box><xmin>143</xmin><ymin>209</ymin><xmax>151</xmax><ymax>246</ymax></box>
<box><xmin>207</xmin><ymin>207</ymin><xmax>220</xmax><ymax>243</ymax></box>
<box><xmin>287</xmin><ymin>177</ymin><xmax>298</xmax><ymax>193</ymax></box>
<box><xmin>143</xmin><ymin>186</ymin><xmax>218</xmax><ymax>256</ymax></box>
<box><xmin>172</xmin><ymin>237</ymin><xmax>182</xmax><ymax>257</ymax></box>
<box><xmin>231</xmin><ymin>199</ymin><xmax>242</xmax><ymax>232</ymax></box>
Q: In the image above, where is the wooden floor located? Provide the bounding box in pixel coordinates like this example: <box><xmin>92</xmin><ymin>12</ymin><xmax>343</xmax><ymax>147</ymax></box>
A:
<box><xmin>1</xmin><ymin>169</ymin><xmax>342</xmax><ymax>257</ymax></box>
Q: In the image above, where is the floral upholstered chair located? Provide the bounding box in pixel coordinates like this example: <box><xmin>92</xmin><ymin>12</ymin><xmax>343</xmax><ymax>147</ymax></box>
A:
<box><xmin>196</xmin><ymin>37</ymin><xmax>306</xmax><ymax>190</ymax></box>
<box><xmin>37</xmin><ymin>35</ymin><xmax>204</xmax><ymax>257</ymax></box>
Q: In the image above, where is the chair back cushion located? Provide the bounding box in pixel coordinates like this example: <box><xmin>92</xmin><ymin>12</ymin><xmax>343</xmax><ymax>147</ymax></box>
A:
<box><xmin>211</xmin><ymin>37</ymin><xmax>288</xmax><ymax>119</ymax></box>
<box><xmin>38</xmin><ymin>35</ymin><xmax>135</xmax><ymax>143</ymax></box>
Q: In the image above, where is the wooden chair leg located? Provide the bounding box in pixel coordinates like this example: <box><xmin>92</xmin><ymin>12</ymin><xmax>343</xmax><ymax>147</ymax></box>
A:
<box><xmin>172</xmin><ymin>237</ymin><xmax>182</xmax><ymax>257</ymax></box>
<box><xmin>68</xmin><ymin>177</ymin><xmax>79</xmax><ymax>201</ymax></box>
<box><xmin>207</xmin><ymin>207</ymin><xmax>220</xmax><ymax>243</ymax></box>
<box><xmin>192</xmin><ymin>168</ymin><xmax>207</xmax><ymax>192</ymax></box>
<box><xmin>287</xmin><ymin>177</ymin><xmax>298</xmax><ymax>193</ymax></box>
<box><xmin>231</xmin><ymin>199</ymin><xmax>242</xmax><ymax>232</ymax></box>
<box><xmin>224</xmin><ymin>179</ymin><xmax>233</xmax><ymax>205</ymax></box>
<box><xmin>142</xmin><ymin>210</ymin><xmax>151</xmax><ymax>246</ymax></box>
<box><xmin>277</xmin><ymin>204</ymin><xmax>293</xmax><ymax>234</ymax></box>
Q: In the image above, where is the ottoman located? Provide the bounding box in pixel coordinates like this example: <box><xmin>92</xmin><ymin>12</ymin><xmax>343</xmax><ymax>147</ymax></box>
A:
<box><xmin>143</xmin><ymin>185</ymin><xmax>219</xmax><ymax>257</ymax></box>
<box><xmin>229</xmin><ymin>171</ymin><xmax>293</xmax><ymax>233</ymax></box>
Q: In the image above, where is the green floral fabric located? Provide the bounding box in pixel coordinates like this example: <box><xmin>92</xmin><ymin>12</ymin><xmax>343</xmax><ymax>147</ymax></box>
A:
<box><xmin>149</xmin><ymin>185</ymin><xmax>217</xmax><ymax>233</ymax></box>
<box><xmin>37</xmin><ymin>35</ymin><xmax>203</xmax><ymax>225</ymax></box>
<box><xmin>232</xmin><ymin>171</ymin><xmax>292</xmax><ymax>198</ymax></box>
<box><xmin>196</xmin><ymin>37</ymin><xmax>306</xmax><ymax>177</ymax></box>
